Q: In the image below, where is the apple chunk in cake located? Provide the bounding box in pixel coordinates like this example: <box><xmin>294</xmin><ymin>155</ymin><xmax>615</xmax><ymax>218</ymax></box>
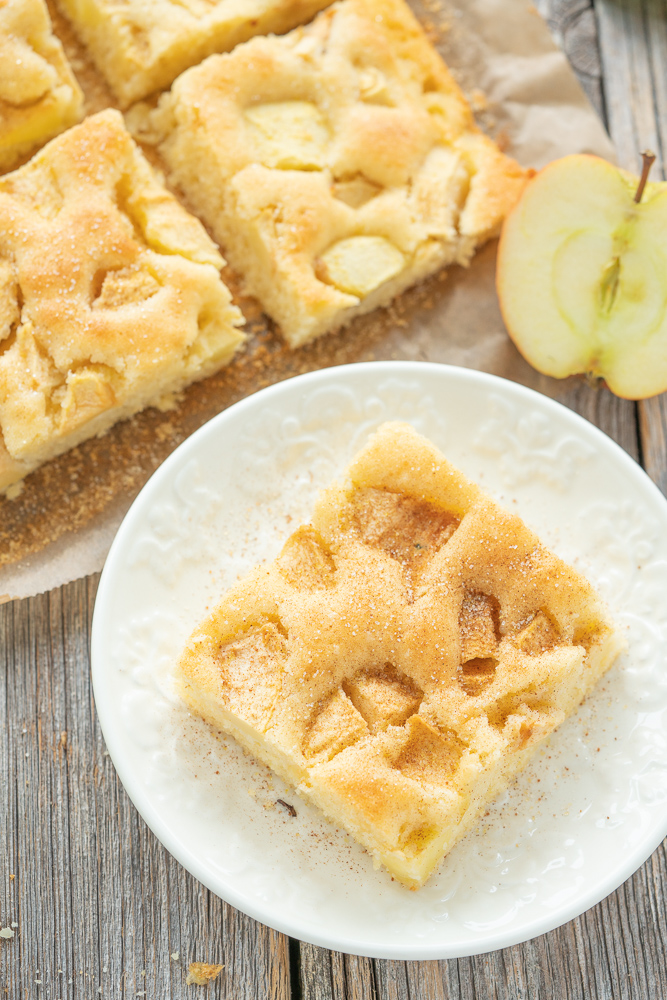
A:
<box><xmin>135</xmin><ymin>0</ymin><xmax>529</xmax><ymax>348</ymax></box>
<box><xmin>0</xmin><ymin>0</ymin><xmax>83</xmax><ymax>172</ymax></box>
<box><xmin>0</xmin><ymin>109</ymin><xmax>244</xmax><ymax>492</ymax></box>
<box><xmin>178</xmin><ymin>422</ymin><xmax>624</xmax><ymax>889</ymax></box>
<box><xmin>55</xmin><ymin>0</ymin><xmax>332</xmax><ymax>107</ymax></box>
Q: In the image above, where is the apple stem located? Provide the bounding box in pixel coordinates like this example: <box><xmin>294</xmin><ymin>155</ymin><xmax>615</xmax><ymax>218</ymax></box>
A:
<box><xmin>634</xmin><ymin>150</ymin><xmax>656</xmax><ymax>203</ymax></box>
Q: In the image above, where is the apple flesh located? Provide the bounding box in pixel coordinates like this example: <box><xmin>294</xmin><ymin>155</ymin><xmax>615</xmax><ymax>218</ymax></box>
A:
<box><xmin>496</xmin><ymin>153</ymin><xmax>667</xmax><ymax>399</ymax></box>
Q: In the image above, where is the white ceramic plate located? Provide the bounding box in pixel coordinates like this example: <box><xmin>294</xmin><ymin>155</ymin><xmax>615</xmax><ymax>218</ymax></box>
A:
<box><xmin>91</xmin><ymin>362</ymin><xmax>667</xmax><ymax>960</ymax></box>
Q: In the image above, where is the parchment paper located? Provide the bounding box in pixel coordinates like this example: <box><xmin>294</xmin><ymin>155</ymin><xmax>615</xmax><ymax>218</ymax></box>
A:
<box><xmin>0</xmin><ymin>0</ymin><xmax>615</xmax><ymax>601</ymax></box>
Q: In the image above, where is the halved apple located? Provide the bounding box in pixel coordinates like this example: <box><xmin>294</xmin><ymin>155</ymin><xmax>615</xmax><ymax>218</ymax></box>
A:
<box><xmin>497</xmin><ymin>154</ymin><xmax>667</xmax><ymax>399</ymax></box>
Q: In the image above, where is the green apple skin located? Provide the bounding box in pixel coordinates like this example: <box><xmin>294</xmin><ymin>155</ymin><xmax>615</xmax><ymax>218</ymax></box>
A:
<box><xmin>496</xmin><ymin>154</ymin><xmax>667</xmax><ymax>399</ymax></box>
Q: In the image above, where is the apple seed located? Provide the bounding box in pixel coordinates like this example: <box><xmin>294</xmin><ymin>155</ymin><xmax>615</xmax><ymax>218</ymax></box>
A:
<box><xmin>599</xmin><ymin>256</ymin><xmax>621</xmax><ymax>314</ymax></box>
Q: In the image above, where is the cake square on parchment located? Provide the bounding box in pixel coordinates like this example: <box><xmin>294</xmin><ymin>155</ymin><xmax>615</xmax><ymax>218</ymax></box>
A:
<box><xmin>0</xmin><ymin>0</ymin><xmax>83</xmax><ymax>172</ymax></box>
<box><xmin>178</xmin><ymin>422</ymin><xmax>623</xmax><ymax>889</ymax></box>
<box><xmin>136</xmin><ymin>0</ymin><xmax>528</xmax><ymax>348</ymax></box>
<box><xmin>0</xmin><ymin>109</ymin><xmax>244</xmax><ymax>493</ymax></box>
<box><xmin>55</xmin><ymin>0</ymin><xmax>332</xmax><ymax>107</ymax></box>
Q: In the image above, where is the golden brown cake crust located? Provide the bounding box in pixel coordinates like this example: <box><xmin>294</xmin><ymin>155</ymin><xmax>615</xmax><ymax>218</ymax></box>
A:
<box><xmin>137</xmin><ymin>0</ymin><xmax>528</xmax><ymax>347</ymax></box>
<box><xmin>178</xmin><ymin>422</ymin><xmax>624</xmax><ymax>888</ymax></box>
<box><xmin>0</xmin><ymin>0</ymin><xmax>83</xmax><ymax>171</ymax></box>
<box><xmin>56</xmin><ymin>0</ymin><xmax>332</xmax><ymax>106</ymax></box>
<box><xmin>0</xmin><ymin>109</ymin><xmax>244</xmax><ymax>490</ymax></box>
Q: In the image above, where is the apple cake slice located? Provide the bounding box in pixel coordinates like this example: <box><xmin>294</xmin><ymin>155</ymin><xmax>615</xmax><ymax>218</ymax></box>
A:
<box><xmin>134</xmin><ymin>0</ymin><xmax>528</xmax><ymax>347</ymax></box>
<box><xmin>178</xmin><ymin>422</ymin><xmax>624</xmax><ymax>889</ymax></box>
<box><xmin>55</xmin><ymin>0</ymin><xmax>332</xmax><ymax>107</ymax></box>
<box><xmin>0</xmin><ymin>109</ymin><xmax>244</xmax><ymax>493</ymax></box>
<box><xmin>0</xmin><ymin>0</ymin><xmax>83</xmax><ymax>171</ymax></box>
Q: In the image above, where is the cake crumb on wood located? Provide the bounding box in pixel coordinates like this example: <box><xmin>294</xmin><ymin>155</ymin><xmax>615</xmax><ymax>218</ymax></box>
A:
<box><xmin>186</xmin><ymin>962</ymin><xmax>223</xmax><ymax>986</ymax></box>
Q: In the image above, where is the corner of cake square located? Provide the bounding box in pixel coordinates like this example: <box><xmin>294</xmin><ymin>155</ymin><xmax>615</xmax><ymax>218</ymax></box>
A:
<box><xmin>177</xmin><ymin>421</ymin><xmax>624</xmax><ymax>889</ymax></box>
<box><xmin>135</xmin><ymin>0</ymin><xmax>529</xmax><ymax>347</ymax></box>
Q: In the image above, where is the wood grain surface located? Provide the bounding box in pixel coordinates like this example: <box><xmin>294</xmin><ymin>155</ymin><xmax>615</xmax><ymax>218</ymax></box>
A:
<box><xmin>2</xmin><ymin>0</ymin><xmax>667</xmax><ymax>996</ymax></box>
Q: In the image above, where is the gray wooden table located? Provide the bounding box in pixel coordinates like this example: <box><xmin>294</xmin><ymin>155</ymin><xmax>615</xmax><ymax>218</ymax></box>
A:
<box><xmin>3</xmin><ymin>0</ymin><xmax>667</xmax><ymax>996</ymax></box>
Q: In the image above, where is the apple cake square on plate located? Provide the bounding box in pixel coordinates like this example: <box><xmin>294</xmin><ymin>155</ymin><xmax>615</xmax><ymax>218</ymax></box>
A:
<box><xmin>178</xmin><ymin>422</ymin><xmax>623</xmax><ymax>888</ymax></box>
<box><xmin>0</xmin><ymin>109</ymin><xmax>244</xmax><ymax>492</ymax></box>
<box><xmin>0</xmin><ymin>0</ymin><xmax>83</xmax><ymax>172</ymax></box>
<box><xmin>135</xmin><ymin>0</ymin><xmax>528</xmax><ymax>347</ymax></box>
<box><xmin>55</xmin><ymin>0</ymin><xmax>332</xmax><ymax>107</ymax></box>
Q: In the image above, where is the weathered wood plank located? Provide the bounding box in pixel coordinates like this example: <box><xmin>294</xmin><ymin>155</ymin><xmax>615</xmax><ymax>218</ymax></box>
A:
<box><xmin>333</xmin><ymin>953</ymin><xmax>378</xmax><ymax>1000</ymax></box>
<box><xmin>597</xmin><ymin>0</ymin><xmax>664</xmax><ymax>172</ymax></box>
<box><xmin>297</xmin><ymin>946</ymin><xmax>380</xmax><ymax>999</ymax></box>
<box><xmin>403</xmin><ymin>959</ymin><xmax>468</xmax><ymax>1000</ymax></box>
<box><xmin>300</xmin><ymin>944</ymin><xmax>336</xmax><ymax>1000</ymax></box>
<box><xmin>0</xmin><ymin>579</ymin><xmax>292</xmax><ymax>999</ymax></box>
<box><xmin>373</xmin><ymin>960</ymin><xmax>411</xmax><ymax>1000</ymax></box>
<box><xmin>594</xmin><ymin>0</ymin><xmax>667</xmax><ymax>496</ymax></box>
<box><xmin>534</xmin><ymin>0</ymin><xmax>605</xmax><ymax>117</ymax></box>
<box><xmin>644</xmin><ymin>0</ymin><xmax>667</xmax><ymax>148</ymax></box>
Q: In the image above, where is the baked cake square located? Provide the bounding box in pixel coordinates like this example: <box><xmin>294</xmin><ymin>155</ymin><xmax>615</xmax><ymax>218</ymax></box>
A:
<box><xmin>56</xmin><ymin>0</ymin><xmax>332</xmax><ymax>107</ymax></box>
<box><xmin>0</xmin><ymin>109</ymin><xmax>244</xmax><ymax>492</ymax></box>
<box><xmin>178</xmin><ymin>422</ymin><xmax>624</xmax><ymax>889</ymax></box>
<box><xmin>0</xmin><ymin>0</ymin><xmax>83</xmax><ymax>172</ymax></box>
<box><xmin>136</xmin><ymin>0</ymin><xmax>528</xmax><ymax>347</ymax></box>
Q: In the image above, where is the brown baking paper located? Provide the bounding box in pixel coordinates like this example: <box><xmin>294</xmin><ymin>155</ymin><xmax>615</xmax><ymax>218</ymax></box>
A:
<box><xmin>0</xmin><ymin>0</ymin><xmax>615</xmax><ymax>602</ymax></box>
